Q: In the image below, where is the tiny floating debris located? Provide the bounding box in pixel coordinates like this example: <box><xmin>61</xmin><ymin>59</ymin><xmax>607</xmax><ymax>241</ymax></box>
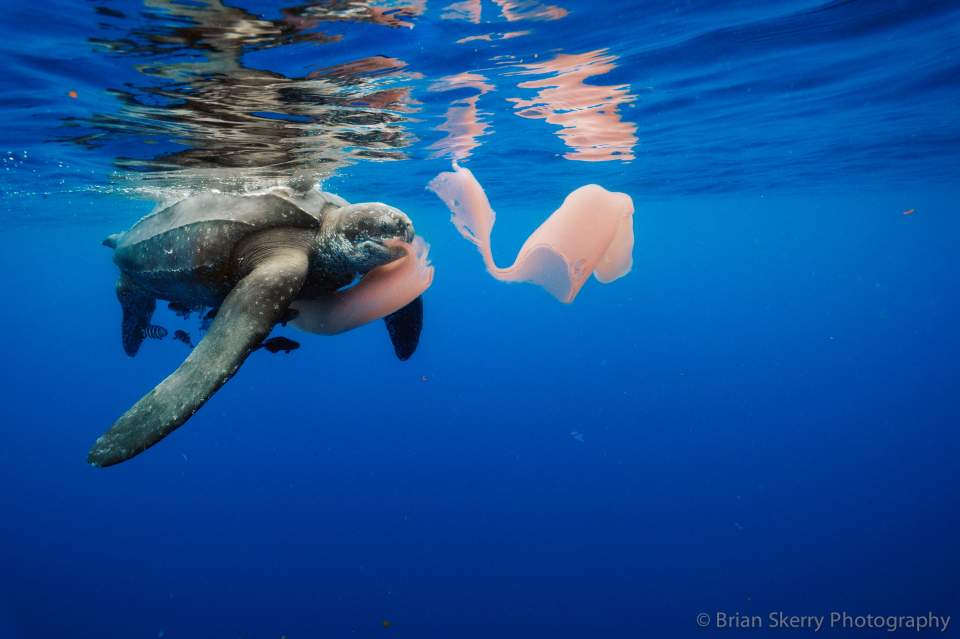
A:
<box><xmin>420</xmin><ymin>375</ymin><xmax>429</xmax><ymax>383</ymax></box>
<box><xmin>902</xmin><ymin>208</ymin><xmax>915</xmax><ymax>216</ymax></box>
<box><xmin>173</xmin><ymin>329</ymin><xmax>193</xmax><ymax>348</ymax></box>
<box><xmin>259</xmin><ymin>336</ymin><xmax>300</xmax><ymax>354</ymax></box>
<box><xmin>570</xmin><ymin>430</ymin><xmax>585</xmax><ymax>443</ymax></box>
<box><xmin>382</xmin><ymin>619</ymin><xmax>392</xmax><ymax>629</ymax></box>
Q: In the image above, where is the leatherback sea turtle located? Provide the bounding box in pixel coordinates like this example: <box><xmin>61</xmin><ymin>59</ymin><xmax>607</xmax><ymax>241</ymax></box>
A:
<box><xmin>89</xmin><ymin>189</ymin><xmax>422</xmax><ymax>467</ymax></box>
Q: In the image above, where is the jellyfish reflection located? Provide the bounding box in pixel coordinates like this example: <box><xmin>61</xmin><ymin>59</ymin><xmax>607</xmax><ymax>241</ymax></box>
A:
<box><xmin>429</xmin><ymin>73</ymin><xmax>494</xmax><ymax>161</ymax></box>
<box><xmin>508</xmin><ymin>49</ymin><xmax>637</xmax><ymax>161</ymax></box>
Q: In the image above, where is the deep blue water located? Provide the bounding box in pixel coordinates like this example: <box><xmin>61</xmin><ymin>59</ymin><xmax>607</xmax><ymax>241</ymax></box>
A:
<box><xmin>1</xmin><ymin>1</ymin><xmax>959</xmax><ymax>637</ymax></box>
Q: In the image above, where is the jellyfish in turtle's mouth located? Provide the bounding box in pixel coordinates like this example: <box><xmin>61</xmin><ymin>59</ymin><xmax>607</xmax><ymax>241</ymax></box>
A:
<box><xmin>360</xmin><ymin>237</ymin><xmax>405</xmax><ymax>262</ymax></box>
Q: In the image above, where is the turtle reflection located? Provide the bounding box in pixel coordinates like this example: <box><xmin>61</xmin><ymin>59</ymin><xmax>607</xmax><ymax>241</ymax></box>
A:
<box><xmin>65</xmin><ymin>0</ymin><xmax>424</xmax><ymax>189</ymax></box>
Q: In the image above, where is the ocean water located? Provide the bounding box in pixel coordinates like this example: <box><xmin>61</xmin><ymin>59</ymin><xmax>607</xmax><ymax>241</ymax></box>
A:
<box><xmin>1</xmin><ymin>1</ymin><xmax>958</xmax><ymax>637</ymax></box>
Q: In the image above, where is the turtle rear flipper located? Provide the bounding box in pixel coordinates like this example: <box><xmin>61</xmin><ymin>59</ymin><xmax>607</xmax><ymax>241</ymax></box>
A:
<box><xmin>116</xmin><ymin>273</ymin><xmax>156</xmax><ymax>357</ymax></box>
<box><xmin>89</xmin><ymin>248</ymin><xmax>310</xmax><ymax>467</ymax></box>
<box><xmin>383</xmin><ymin>295</ymin><xmax>423</xmax><ymax>361</ymax></box>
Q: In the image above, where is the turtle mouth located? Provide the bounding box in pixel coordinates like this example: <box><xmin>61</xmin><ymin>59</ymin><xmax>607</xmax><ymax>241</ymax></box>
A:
<box><xmin>360</xmin><ymin>238</ymin><xmax>406</xmax><ymax>261</ymax></box>
<box><xmin>328</xmin><ymin>203</ymin><xmax>416</xmax><ymax>271</ymax></box>
<box><xmin>381</xmin><ymin>217</ymin><xmax>415</xmax><ymax>245</ymax></box>
<box><xmin>342</xmin><ymin>204</ymin><xmax>415</xmax><ymax>246</ymax></box>
<box><xmin>358</xmin><ymin>216</ymin><xmax>415</xmax><ymax>251</ymax></box>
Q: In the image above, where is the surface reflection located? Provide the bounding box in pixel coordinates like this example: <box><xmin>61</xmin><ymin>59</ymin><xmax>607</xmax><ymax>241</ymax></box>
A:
<box><xmin>492</xmin><ymin>0</ymin><xmax>568</xmax><ymax>22</ymax></box>
<box><xmin>433</xmin><ymin>2</ymin><xmax>635</xmax><ymax>163</ymax></box>
<box><xmin>508</xmin><ymin>49</ymin><xmax>636</xmax><ymax>161</ymax></box>
<box><xmin>66</xmin><ymin>0</ymin><xmax>424</xmax><ymax>190</ymax></box>
<box><xmin>442</xmin><ymin>0</ymin><xmax>482</xmax><ymax>23</ymax></box>
<box><xmin>428</xmin><ymin>73</ymin><xmax>494</xmax><ymax>160</ymax></box>
<box><xmin>67</xmin><ymin>0</ymin><xmax>635</xmax><ymax>189</ymax></box>
<box><xmin>456</xmin><ymin>31</ymin><xmax>530</xmax><ymax>45</ymax></box>
<box><xmin>442</xmin><ymin>0</ymin><xmax>566</xmax><ymax>23</ymax></box>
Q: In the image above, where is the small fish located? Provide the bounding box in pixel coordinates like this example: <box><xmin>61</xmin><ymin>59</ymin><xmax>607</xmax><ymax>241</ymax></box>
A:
<box><xmin>382</xmin><ymin>620</ymin><xmax>392</xmax><ymax>629</ymax></box>
<box><xmin>902</xmin><ymin>208</ymin><xmax>915</xmax><ymax>216</ymax></box>
<box><xmin>173</xmin><ymin>329</ymin><xmax>193</xmax><ymax>348</ymax></box>
<box><xmin>67</xmin><ymin>89</ymin><xmax>78</xmax><ymax>99</ymax></box>
<box><xmin>141</xmin><ymin>325</ymin><xmax>168</xmax><ymax>340</ymax></box>
<box><xmin>168</xmin><ymin>301</ymin><xmax>191</xmax><ymax>317</ymax></box>
<box><xmin>259</xmin><ymin>336</ymin><xmax>300</xmax><ymax>354</ymax></box>
<box><xmin>570</xmin><ymin>430</ymin><xmax>585</xmax><ymax>443</ymax></box>
<box><xmin>168</xmin><ymin>301</ymin><xmax>204</xmax><ymax>318</ymax></box>
<box><xmin>420</xmin><ymin>375</ymin><xmax>429</xmax><ymax>383</ymax></box>
<box><xmin>203</xmin><ymin>308</ymin><xmax>218</xmax><ymax>320</ymax></box>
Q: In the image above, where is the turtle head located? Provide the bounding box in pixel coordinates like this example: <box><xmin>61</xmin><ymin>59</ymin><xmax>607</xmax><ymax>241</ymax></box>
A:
<box><xmin>317</xmin><ymin>202</ymin><xmax>415</xmax><ymax>274</ymax></box>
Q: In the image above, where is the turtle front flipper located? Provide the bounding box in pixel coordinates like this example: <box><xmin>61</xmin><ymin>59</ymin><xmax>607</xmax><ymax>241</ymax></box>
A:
<box><xmin>383</xmin><ymin>296</ymin><xmax>423</xmax><ymax>361</ymax></box>
<box><xmin>89</xmin><ymin>248</ymin><xmax>310</xmax><ymax>467</ymax></box>
<box><xmin>116</xmin><ymin>273</ymin><xmax>156</xmax><ymax>357</ymax></box>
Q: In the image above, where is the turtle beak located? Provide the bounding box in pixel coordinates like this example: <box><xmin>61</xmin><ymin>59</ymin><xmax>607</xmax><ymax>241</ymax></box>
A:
<box><xmin>345</xmin><ymin>203</ymin><xmax>415</xmax><ymax>245</ymax></box>
<box><xmin>386</xmin><ymin>215</ymin><xmax>414</xmax><ymax>260</ymax></box>
<box><xmin>399</xmin><ymin>216</ymin><xmax>415</xmax><ymax>243</ymax></box>
<box><xmin>382</xmin><ymin>208</ymin><xmax>414</xmax><ymax>244</ymax></box>
<box><xmin>329</xmin><ymin>203</ymin><xmax>417</xmax><ymax>271</ymax></box>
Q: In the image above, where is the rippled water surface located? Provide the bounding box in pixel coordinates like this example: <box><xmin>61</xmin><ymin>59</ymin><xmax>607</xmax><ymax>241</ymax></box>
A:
<box><xmin>3</xmin><ymin>0</ymin><xmax>958</xmax><ymax>198</ymax></box>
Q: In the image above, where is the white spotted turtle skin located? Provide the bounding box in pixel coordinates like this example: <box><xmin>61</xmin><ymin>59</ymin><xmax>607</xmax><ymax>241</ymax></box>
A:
<box><xmin>113</xmin><ymin>190</ymin><xmax>346</xmax><ymax>306</ymax></box>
